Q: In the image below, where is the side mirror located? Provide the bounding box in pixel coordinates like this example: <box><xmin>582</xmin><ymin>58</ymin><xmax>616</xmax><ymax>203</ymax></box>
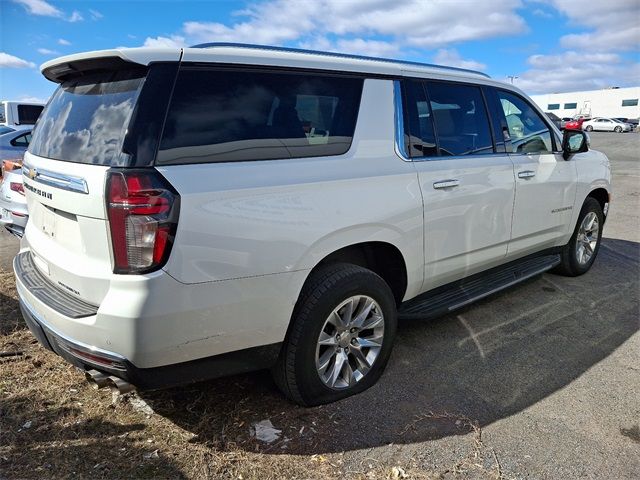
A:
<box><xmin>562</xmin><ymin>129</ymin><xmax>589</xmax><ymax>160</ymax></box>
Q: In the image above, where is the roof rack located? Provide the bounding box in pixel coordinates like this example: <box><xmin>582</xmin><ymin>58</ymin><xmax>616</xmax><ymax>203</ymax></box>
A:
<box><xmin>189</xmin><ymin>42</ymin><xmax>491</xmax><ymax>79</ymax></box>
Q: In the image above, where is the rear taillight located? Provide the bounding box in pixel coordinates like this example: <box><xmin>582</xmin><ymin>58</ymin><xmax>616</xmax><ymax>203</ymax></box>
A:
<box><xmin>10</xmin><ymin>182</ymin><xmax>25</xmax><ymax>195</ymax></box>
<box><xmin>106</xmin><ymin>169</ymin><xmax>180</xmax><ymax>274</ymax></box>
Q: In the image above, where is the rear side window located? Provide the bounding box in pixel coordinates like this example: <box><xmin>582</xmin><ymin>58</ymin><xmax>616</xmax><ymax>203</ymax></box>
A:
<box><xmin>29</xmin><ymin>69</ymin><xmax>146</xmax><ymax>165</ymax></box>
<box><xmin>156</xmin><ymin>68</ymin><xmax>363</xmax><ymax>165</ymax></box>
<box><xmin>427</xmin><ymin>82</ymin><xmax>494</xmax><ymax>156</ymax></box>
<box><xmin>17</xmin><ymin>105</ymin><xmax>44</xmax><ymax>125</ymax></box>
<box><xmin>497</xmin><ymin>90</ymin><xmax>553</xmax><ymax>154</ymax></box>
<box><xmin>10</xmin><ymin>132</ymin><xmax>32</xmax><ymax>147</ymax></box>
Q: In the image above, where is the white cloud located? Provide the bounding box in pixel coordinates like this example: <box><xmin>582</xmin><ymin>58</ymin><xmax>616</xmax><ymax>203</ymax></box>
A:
<box><xmin>515</xmin><ymin>51</ymin><xmax>640</xmax><ymax>94</ymax></box>
<box><xmin>89</xmin><ymin>9</ymin><xmax>103</xmax><ymax>20</ymax></box>
<box><xmin>68</xmin><ymin>10</ymin><xmax>84</xmax><ymax>22</ymax></box>
<box><xmin>298</xmin><ymin>37</ymin><xmax>400</xmax><ymax>57</ymax></box>
<box><xmin>0</xmin><ymin>52</ymin><xmax>36</xmax><ymax>68</ymax></box>
<box><xmin>142</xmin><ymin>35</ymin><xmax>186</xmax><ymax>48</ymax></box>
<box><xmin>18</xmin><ymin>95</ymin><xmax>49</xmax><ymax>103</ymax></box>
<box><xmin>13</xmin><ymin>0</ymin><xmax>62</xmax><ymax>17</ymax></box>
<box><xmin>531</xmin><ymin>8</ymin><xmax>553</xmax><ymax>18</ymax></box>
<box><xmin>37</xmin><ymin>48</ymin><xmax>59</xmax><ymax>55</ymax></box>
<box><xmin>145</xmin><ymin>0</ymin><xmax>527</xmax><ymax>52</ymax></box>
<box><xmin>546</xmin><ymin>0</ymin><xmax>640</xmax><ymax>52</ymax></box>
<box><xmin>433</xmin><ymin>49</ymin><xmax>486</xmax><ymax>71</ymax></box>
<box><xmin>58</xmin><ymin>38</ymin><xmax>71</xmax><ymax>46</ymax></box>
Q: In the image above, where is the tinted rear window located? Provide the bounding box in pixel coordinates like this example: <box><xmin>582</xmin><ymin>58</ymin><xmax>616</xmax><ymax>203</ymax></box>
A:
<box><xmin>29</xmin><ymin>69</ymin><xmax>145</xmax><ymax>165</ymax></box>
<box><xmin>156</xmin><ymin>68</ymin><xmax>363</xmax><ymax>165</ymax></box>
<box><xmin>17</xmin><ymin>105</ymin><xmax>44</xmax><ymax>125</ymax></box>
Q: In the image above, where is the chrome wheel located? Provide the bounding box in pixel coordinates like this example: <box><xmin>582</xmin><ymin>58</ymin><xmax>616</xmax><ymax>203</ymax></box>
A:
<box><xmin>315</xmin><ymin>295</ymin><xmax>384</xmax><ymax>390</ymax></box>
<box><xmin>576</xmin><ymin>211</ymin><xmax>599</xmax><ymax>265</ymax></box>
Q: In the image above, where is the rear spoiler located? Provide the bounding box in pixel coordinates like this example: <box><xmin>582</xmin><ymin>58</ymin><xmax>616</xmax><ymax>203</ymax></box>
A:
<box><xmin>41</xmin><ymin>48</ymin><xmax>182</xmax><ymax>83</ymax></box>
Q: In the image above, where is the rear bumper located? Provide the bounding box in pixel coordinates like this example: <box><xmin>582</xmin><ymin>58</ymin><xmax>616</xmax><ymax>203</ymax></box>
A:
<box><xmin>19</xmin><ymin>296</ymin><xmax>281</xmax><ymax>389</ymax></box>
<box><xmin>14</xmin><ymin>249</ymin><xmax>287</xmax><ymax>389</ymax></box>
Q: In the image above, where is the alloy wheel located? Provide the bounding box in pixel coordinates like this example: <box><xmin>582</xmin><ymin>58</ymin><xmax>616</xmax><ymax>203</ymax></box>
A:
<box><xmin>315</xmin><ymin>295</ymin><xmax>384</xmax><ymax>389</ymax></box>
<box><xmin>575</xmin><ymin>211</ymin><xmax>599</xmax><ymax>265</ymax></box>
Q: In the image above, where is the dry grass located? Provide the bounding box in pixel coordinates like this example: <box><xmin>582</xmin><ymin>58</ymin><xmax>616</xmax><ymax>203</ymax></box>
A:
<box><xmin>1</xmin><ymin>267</ymin><xmax>507</xmax><ymax>479</ymax></box>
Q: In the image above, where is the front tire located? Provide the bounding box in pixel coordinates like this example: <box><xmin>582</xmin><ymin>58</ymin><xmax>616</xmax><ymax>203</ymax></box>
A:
<box><xmin>585</xmin><ymin>125</ymin><xmax>593</xmax><ymax>132</ymax></box>
<box><xmin>553</xmin><ymin>197</ymin><xmax>604</xmax><ymax>276</ymax></box>
<box><xmin>614</xmin><ymin>126</ymin><xmax>622</xmax><ymax>133</ymax></box>
<box><xmin>272</xmin><ymin>263</ymin><xmax>397</xmax><ymax>406</ymax></box>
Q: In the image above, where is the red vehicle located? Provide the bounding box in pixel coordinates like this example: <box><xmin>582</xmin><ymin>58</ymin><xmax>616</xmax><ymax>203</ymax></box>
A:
<box><xmin>565</xmin><ymin>118</ymin><xmax>585</xmax><ymax>130</ymax></box>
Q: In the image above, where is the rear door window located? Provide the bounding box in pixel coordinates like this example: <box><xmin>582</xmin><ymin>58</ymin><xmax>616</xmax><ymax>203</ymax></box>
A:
<box><xmin>156</xmin><ymin>68</ymin><xmax>363</xmax><ymax>165</ymax></box>
<box><xmin>426</xmin><ymin>82</ymin><xmax>494</xmax><ymax>156</ymax></box>
<box><xmin>29</xmin><ymin>69</ymin><xmax>146</xmax><ymax>165</ymax></box>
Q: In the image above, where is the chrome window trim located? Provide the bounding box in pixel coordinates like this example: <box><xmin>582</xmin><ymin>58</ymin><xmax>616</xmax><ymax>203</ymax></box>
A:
<box><xmin>22</xmin><ymin>163</ymin><xmax>89</xmax><ymax>194</ymax></box>
<box><xmin>393</xmin><ymin>80</ymin><xmax>411</xmax><ymax>162</ymax></box>
<box><xmin>410</xmin><ymin>152</ymin><xmax>514</xmax><ymax>162</ymax></box>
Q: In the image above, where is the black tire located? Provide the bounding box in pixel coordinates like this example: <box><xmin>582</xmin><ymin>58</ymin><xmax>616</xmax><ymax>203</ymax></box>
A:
<box><xmin>585</xmin><ymin>125</ymin><xmax>593</xmax><ymax>132</ymax></box>
<box><xmin>614</xmin><ymin>126</ymin><xmax>622</xmax><ymax>133</ymax></box>
<box><xmin>272</xmin><ymin>263</ymin><xmax>397</xmax><ymax>406</ymax></box>
<box><xmin>553</xmin><ymin>197</ymin><xmax>604</xmax><ymax>277</ymax></box>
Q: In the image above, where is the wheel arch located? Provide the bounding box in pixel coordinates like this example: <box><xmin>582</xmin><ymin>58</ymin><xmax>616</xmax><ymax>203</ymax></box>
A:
<box><xmin>586</xmin><ymin>187</ymin><xmax>610</xmax><ymax>215</ymax></box>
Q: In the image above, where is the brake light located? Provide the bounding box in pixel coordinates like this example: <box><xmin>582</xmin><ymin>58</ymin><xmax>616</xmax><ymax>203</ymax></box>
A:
<box><xmin>106</xmin><ymin>170</ymin><xmax>179</xmax><ymax>274</ymax></box>
<box><xmin>10</xmin><ymin>182</ymin><xmax>25</xmax><ymax>195</ymax></box>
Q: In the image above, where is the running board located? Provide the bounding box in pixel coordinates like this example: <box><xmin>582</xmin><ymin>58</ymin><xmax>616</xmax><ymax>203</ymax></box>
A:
<box><xmin>398</xmin><ymin>254</ymin><xmax>561</xmax><ymax>320</ymax></box>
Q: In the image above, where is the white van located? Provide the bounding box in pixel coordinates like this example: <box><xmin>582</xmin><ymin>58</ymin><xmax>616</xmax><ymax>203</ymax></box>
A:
<box><xmin>15</xmin><ymin>44</ymin><xmax>611</xmax><ymax>405</ymax></box>
<box><xmin>0</xmin><ymin>101</ymin><xmax>44</xmax><ymax>127</ymax></box>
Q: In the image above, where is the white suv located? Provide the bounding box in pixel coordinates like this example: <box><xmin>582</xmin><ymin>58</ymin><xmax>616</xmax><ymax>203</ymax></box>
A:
<box><xmin>14</xmin><ymin>44</ymin><xmax>611</xmax><ymax>405</ymax></box>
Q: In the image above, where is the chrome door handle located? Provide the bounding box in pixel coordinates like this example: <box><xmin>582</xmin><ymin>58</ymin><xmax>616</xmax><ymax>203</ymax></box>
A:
<box><xmin>518</xmin><ymin>170</ymin><xmax>536</xmax><ymax>179</ymax></box>
<box><xmin>433</xmin><ymin>179</ymin><xmax>460</xmax><ymax>189</ymax></box>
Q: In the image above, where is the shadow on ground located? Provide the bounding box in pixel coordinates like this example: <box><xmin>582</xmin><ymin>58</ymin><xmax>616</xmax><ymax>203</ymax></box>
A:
<box><xmin>141</xmin><ymin>237</ymin><xmax>640</xmax><ymax>454</ymax></box>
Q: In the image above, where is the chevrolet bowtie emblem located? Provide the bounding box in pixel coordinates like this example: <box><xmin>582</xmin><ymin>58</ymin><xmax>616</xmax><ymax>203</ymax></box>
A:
<box><xmin>27</xmin><ymin>167</ymin><xmax>37</xmax><ymax>180</ymax></box>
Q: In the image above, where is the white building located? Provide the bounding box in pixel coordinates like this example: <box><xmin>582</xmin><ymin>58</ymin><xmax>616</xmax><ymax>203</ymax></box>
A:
<box><xmin>530</xmin><ymin>86</ymin><xmax>640</xmax><ymax>120</ymax></box>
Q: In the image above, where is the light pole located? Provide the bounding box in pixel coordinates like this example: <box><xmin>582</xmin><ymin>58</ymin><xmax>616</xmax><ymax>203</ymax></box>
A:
<box><xmin>507</xmin><ymin>75</ymin><xmax>519</xmax><ymax>84</ymax></box>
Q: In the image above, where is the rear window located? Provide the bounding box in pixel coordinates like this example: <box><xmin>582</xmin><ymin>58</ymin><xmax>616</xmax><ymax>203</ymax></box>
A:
<box><xmin>29</xmin><ymin>69</ymin><xmax>146</xmax><ymax>165</ymax></box>
<box><xmin>156</xmin><ymin>68</ymin><xmax>363</xmax><ymax>165</ymax></box>
<box><xmin>17</xmin><ymin>104</ymin><xmax>44</xmax><ymax>125</ymax></box>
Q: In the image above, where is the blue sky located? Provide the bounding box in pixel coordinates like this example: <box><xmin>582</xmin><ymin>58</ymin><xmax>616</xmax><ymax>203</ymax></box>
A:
<box><xmin>1</xmin><ymin>0</ymin><xmax>639</xmax><ymax>103</ymax></box>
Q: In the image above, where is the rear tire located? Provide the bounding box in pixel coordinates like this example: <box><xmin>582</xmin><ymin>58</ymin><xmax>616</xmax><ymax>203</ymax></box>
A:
<box><xmin>272</xmin><ymin>263</ymin><xmax>397</xmax><ymax>406</ymax></box>
<box><xmin>553</xmin><ymin>197</ymin><xmax>603</xmax><ymax>277</ymax></box>
<box><xmin>585</xmin><ymin>125</ymin><xmax>593</xmax><ymax>132</ymax></box>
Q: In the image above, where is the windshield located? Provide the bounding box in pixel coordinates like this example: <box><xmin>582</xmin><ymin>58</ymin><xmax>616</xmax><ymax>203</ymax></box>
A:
<box><xmin>0</xmin><ymin>126</ymin><xmax>16</xmax><ymax>135</ymax></box>
<box><xmin>29</xmin><ymin>68</ymin><xmax>146</xmax><ymax>165</ymax></box>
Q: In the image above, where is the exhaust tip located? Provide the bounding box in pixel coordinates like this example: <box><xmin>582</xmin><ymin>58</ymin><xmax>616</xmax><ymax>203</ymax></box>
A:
<box><xmin>85</xmin><ymin>369</ymin><xmax>136</xmax><ymax>394</ymax></box>
<box><xmin>85</xmin><ymin>369</ymin><xmax>111</xmax><ymax>389</ymax></box>
<box><xmin>107</xmin><ymin>376</ymin><xmax>136</xmax><ymax>395</ymax></box>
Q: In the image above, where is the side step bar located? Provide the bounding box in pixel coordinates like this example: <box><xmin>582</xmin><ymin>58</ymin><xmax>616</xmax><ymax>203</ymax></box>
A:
<box><xmin>399</xmin><ymin>254</ymin><xmax>561</xmax><ymax>320</ymax></box>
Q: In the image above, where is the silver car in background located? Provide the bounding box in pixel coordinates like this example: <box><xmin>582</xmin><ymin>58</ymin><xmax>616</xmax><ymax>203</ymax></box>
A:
<box><xmin>583</xmin><ymin>117</ymin><xmax>633</xmax><ymax>133</ymax></box>
<box><xmin>0</xmin><ymin>126</ymin><xmax>32</xmax><ymax>161</ymax></box>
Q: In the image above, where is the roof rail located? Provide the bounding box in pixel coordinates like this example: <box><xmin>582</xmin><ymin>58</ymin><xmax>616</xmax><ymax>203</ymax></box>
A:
<box><xmin>189</xmin><ymin>42</ymin><xmax>491</xmax><ymax>79</ymax></box>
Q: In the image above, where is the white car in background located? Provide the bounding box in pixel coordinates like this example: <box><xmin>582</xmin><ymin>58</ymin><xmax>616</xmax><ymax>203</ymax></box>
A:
<box><xmin>583</xmin><ymin>117</ymin><xmax>632</xmax><ymax>133</ymax></box>
<box><xmin>0</xmin><ymin>159</ymin><xmax>27</xmax><ymax>237</ymax></box>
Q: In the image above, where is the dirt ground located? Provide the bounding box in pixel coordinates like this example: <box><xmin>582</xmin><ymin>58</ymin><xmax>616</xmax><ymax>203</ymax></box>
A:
<box><xmin>1</xmin><ymin>132</ymin><xmax>638</xmax><ymax>479</ymax></box>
